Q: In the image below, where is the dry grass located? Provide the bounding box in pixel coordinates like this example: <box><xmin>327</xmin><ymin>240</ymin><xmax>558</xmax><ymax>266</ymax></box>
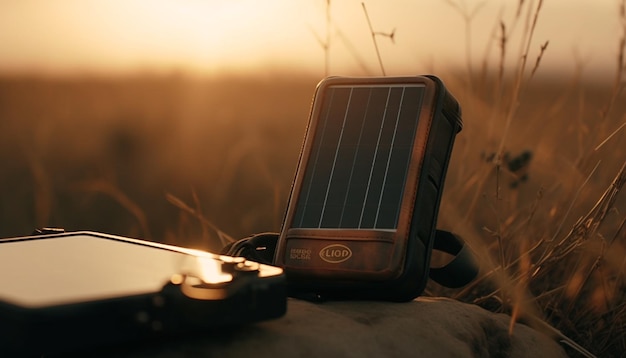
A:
<box><xmin>0</xmin><ymin>74</ymin><xmax>314</xmax><ymax>251</ymax></box>
<box><xmin>430</xmin><ymin>1</ymin><xmax>626</xmax><ymax>356</ymax></box>
<box><xmin>1</xmin><ymin>70</ymin><xmax>623</xmax><ymax>356</ymax></box>
<box><xmin>1</xmin><ymin>2</ymin><xmax>625</xmax><ymax>356</ymax></box>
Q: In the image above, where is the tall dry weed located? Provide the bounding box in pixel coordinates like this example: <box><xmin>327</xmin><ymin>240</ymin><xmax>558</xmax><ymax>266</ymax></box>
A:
<box><xmin>431</xmin><ymin>0</ymin><xmax>626</xmax><ymax>356</ymax></box>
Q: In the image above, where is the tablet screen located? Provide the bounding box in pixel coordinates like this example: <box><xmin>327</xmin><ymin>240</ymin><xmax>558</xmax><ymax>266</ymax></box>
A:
<box><xmin>0</xmin><ymin>234</ymin><xmax>231</xmax><ymax>308</ymax></box>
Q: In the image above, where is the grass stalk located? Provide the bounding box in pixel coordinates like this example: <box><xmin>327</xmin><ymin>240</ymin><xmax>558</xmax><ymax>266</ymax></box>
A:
<box><xmin>325</xmin><ymin>0</ymin><xmax>331</xmax><ymax>76</ymax></box>
<box><xmin>77</xmin><ymin>179</ymin><xmax>152</xmax><ymax>239</ymax></box>
<box><xmin>495</xmin><ymin>0</ymin><xmax>544</xmax><ymax>163</ymax></box>
<box><xmin>166</xmin><ymin>192</ymin><xmax>234</xmax><ymax>247</ymax></box>
<box><xmin>361</xmin><ymin>2</ymin><xmax>386</xmax><ymax>76</ymax></box>
<box><xmin>442</xmin><ymin>0</ymin><xmax>487</xmax><ymax>90</ymax></box>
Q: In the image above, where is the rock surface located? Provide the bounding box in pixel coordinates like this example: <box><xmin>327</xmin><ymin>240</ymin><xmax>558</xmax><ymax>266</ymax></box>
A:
<box><xmin>99</xmin><ymin>297</ymin><xmax>567</xmax><ymax>357</ymax></box>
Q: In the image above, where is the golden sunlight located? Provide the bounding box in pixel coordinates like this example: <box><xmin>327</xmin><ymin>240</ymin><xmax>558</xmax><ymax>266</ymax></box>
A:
<box><xmin>0</xmin><ymin>0</ymin><xmax>621</xmax><ymax>77</ymax></box>
<box><xmin>0</xmin><ymin>0</ymin><xmax>309</xmax><ymax>74</ymax></box>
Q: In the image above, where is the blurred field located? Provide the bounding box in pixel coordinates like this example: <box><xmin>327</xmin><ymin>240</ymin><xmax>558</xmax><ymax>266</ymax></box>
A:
<box><xmin>0</xmin><ymin>73</ymin><xmax>316</xmax><ymax>250</ymax></box>
<box><xmin>1</xmin><ymin>70</ymin><xmax>625</xmax><ymax>355</ymax></box>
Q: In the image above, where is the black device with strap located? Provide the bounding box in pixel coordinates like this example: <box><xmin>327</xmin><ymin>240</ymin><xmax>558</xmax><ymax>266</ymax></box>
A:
<box><xmin>223</xmin><ymin>76</ymin><xmax>478</xmax><ymax>302</ymax></box>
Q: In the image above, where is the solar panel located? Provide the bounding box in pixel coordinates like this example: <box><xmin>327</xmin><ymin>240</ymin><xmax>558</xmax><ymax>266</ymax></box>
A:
<box><xmin>292</xmin><ymin>84</ymin><xmax>425</xmax><ymax>230</ymax></box>
<box><xmin>276</xmin><ymin>75</ymin><xmax>463</xmax><ymax>301</ymax></box>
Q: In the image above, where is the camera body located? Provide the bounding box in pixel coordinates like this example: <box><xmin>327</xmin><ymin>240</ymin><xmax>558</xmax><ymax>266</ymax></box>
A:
<box><xmin>275</xmin><ymin>75</ymin><xmax>462</xmax><ymax>301</ymax></box>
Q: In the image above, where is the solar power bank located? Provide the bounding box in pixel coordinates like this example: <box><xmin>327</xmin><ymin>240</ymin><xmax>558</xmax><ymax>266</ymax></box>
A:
<box><xmin>0</xmin><ymin>231</ymin><xmax>286</xmax><ymax>356</ymax></box>
<box><xmin>275</xmin><ymin>75</ymin><xmax>462</xmax><ymax>301</ymax></box>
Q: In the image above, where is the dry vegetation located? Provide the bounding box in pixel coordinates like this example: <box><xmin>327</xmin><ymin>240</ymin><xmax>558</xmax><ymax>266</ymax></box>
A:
<box><xmin>431</xmin><ymin>1</ymin><xmax>626</xmax><ymax>357</ymax></box>
<box><xmin>1</xmin><ymin>1</ymin><xmax>626</xmax><ymax>357</ymax></box>
<box><xmin>1</xmin><ymin>70</ymin><xmax>623</xmax><ymax>356</ymax></box>
<box><xmin>0</xmin><ymin>74</ymin><xmax>315</xmax><ymax>249</ymax></box>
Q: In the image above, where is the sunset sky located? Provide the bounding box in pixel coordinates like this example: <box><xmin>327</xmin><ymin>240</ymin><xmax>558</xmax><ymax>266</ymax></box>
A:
<box><xmin>0</xmin><ymin>0</ymin><xmax>622</xmax><ymax>78</ymax></box>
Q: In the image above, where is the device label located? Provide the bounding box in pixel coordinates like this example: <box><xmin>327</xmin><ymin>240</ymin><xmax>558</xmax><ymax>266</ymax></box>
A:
<box><xmin>290</xmin><ymin>248</ymin><xmax>312</xmax><ymax>260</ymax></box>
<box><xmin>319</xmin><ymin>244</ymin><xmax>352</xmax><ymax>263</ymax></box>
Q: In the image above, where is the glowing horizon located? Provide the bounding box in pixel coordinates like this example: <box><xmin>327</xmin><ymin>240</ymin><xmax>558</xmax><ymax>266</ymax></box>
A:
<box><xmin>0</xmin><ymin>0</ymin><xmax>621</xmax><ymax>78</ymax></box>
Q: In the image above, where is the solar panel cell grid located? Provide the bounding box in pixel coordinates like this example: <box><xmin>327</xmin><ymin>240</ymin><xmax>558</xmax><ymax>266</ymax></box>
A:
<box><xmin>293</xmin><ymin>84</ymin><xmax>425</xmax><ymax>230</ymax></box>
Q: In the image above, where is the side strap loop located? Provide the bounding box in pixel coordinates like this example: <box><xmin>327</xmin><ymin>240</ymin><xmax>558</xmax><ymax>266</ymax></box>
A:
<box><xmin>429</xmin><ymin>230</ymin><xmax>479</xmax><ymax>288</ymax></box>
<box><xmin>221</xmin><ymin>232</ymin><xmax>277</xmax><ymax>265</ymax></box>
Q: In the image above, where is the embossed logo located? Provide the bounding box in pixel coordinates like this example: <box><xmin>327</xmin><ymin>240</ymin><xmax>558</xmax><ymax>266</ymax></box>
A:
<box><xmin>319</xmin><ymin>244</ymin><xmax>352</xmax><ymax>263</ymax></box>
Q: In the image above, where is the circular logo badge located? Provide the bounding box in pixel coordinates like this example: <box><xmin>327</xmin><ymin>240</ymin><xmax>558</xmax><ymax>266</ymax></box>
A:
<box><xmin>319</xmin><ymin>244</ymin><xmax>352</xmax><ymax>263</ymax></box>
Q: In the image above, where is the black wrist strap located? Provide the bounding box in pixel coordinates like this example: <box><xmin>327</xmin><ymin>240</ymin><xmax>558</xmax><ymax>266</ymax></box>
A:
<box><xmin>221</xmin><ymin>230</ymin><xmax>478</xmax><ymax>289</ymax></box>
<box><xmin>221</xmin><ymin>232</ymin><xmax>278</xmax><ymax>265</ymax></box>
<box><xmin>429</xmin><ymin>230</ymin><xmax>479</xmax><ymax>288</ymax></box>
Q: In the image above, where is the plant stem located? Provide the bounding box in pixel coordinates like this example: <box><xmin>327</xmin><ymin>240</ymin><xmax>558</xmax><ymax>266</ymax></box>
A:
<box><xmin>362</xmin><ymin>2</ymin><xmax>386</xmax><ymax>76</ymax></box>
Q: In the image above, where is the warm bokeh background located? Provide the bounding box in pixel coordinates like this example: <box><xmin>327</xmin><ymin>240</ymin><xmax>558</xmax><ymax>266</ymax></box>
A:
<box><xmin>2</xmin><ymin>0</ymin><xmax>623</xmax><ymax>244</ymax></box>
<box><xmin>1</xmin><ymin>1</ymin><xmax>626</xmax><ymax>355</ymax></box>
<box><xmin>0</xmin><ymin>0</ymin><xmax>622</xmax><ymax>77</ymax></box>
<box><xmin>0</xmin><ymin>74</ymin><xmax>315</xmax><ymax>248</ymax></box>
